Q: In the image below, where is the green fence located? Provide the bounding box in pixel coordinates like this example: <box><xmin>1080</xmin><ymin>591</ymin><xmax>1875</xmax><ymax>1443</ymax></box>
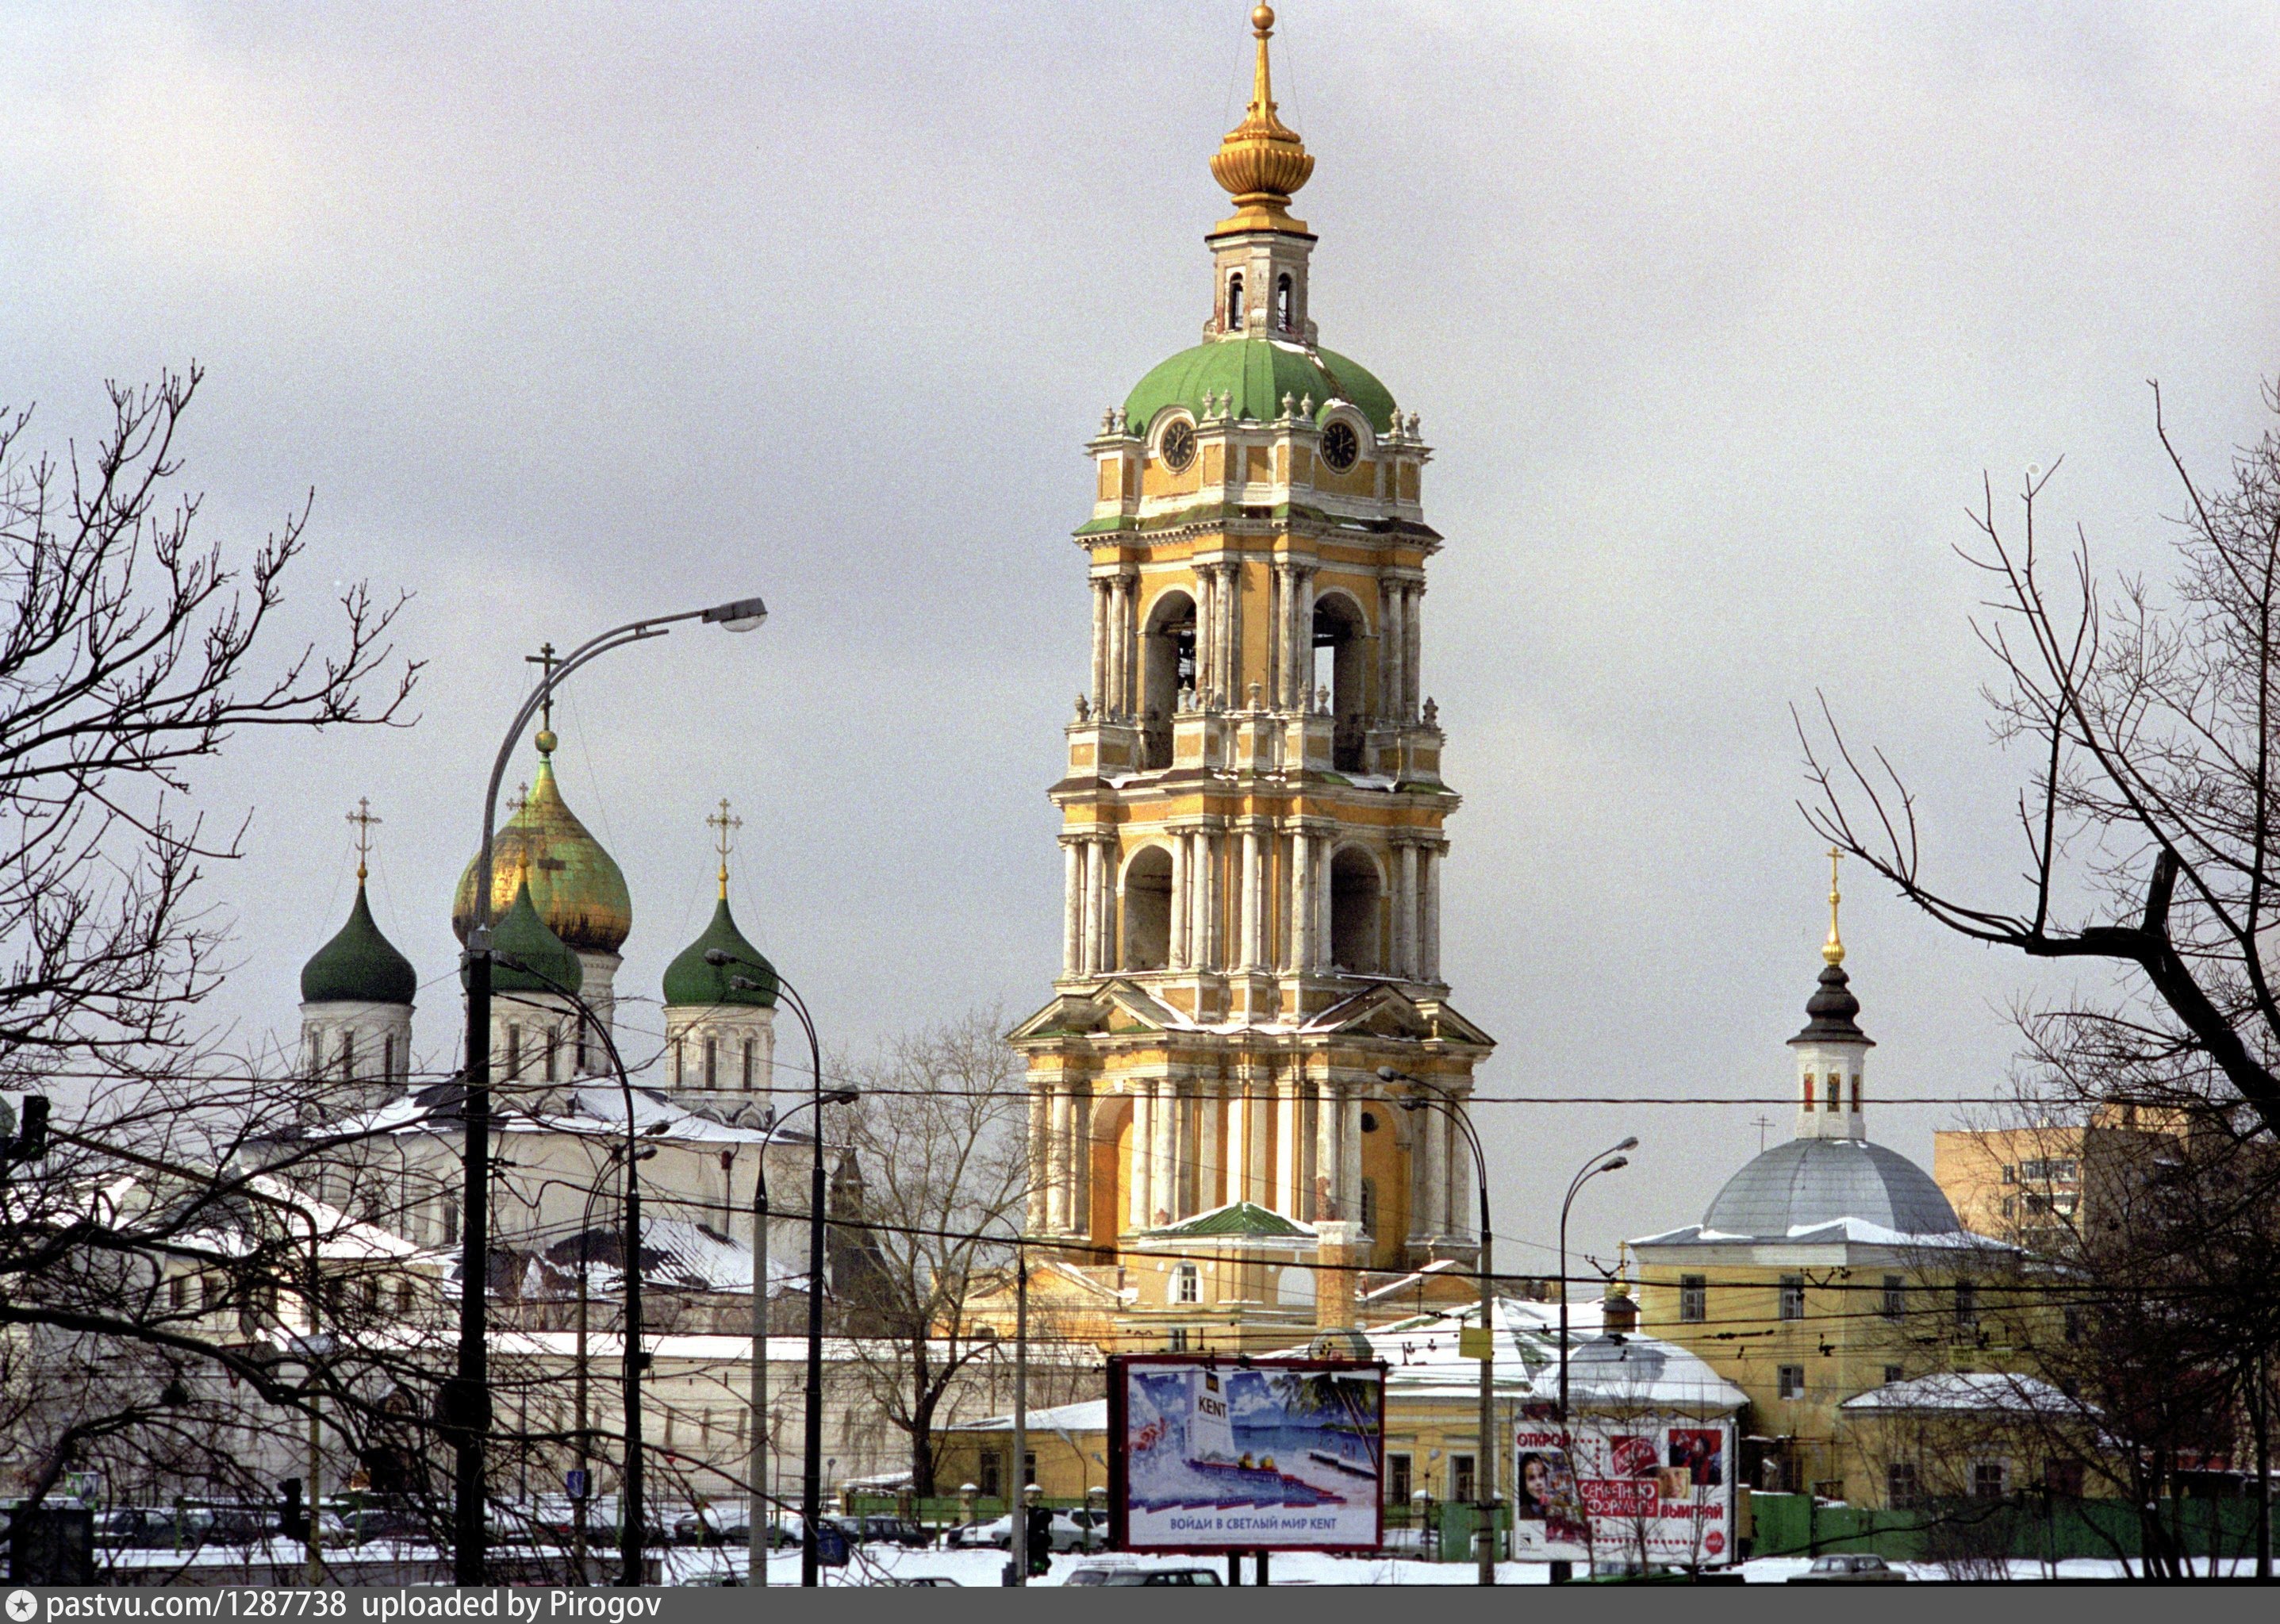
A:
<box><xmin>1748</xmin><ymin>1492</ymin><xmax>2270</xmax><ymax>1567</ymax></box>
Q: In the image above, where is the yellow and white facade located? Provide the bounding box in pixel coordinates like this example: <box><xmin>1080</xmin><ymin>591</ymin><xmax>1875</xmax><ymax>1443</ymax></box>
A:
<box><xmin>1007</xmin><ymin>7</ymin><xmax>1493</xmax><ymax>1353</ymax></box>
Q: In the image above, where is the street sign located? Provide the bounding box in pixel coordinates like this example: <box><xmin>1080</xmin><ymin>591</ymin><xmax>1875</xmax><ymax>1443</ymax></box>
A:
<box><xmin>566</xmin><ymin>1469</ymin><xmax>590</xmax><ymax>1500</ymax></box>
<box><xmin>1457</xmin><ymin>1326</ymin><xmax>1492</xmax><ymax>1360</ymax></box>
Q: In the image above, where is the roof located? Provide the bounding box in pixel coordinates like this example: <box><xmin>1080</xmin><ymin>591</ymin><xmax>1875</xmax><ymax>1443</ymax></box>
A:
<box><xmin>1698</xmin><ymin>1136</ymin><xmax>1962</xmax><ymax>1239</ymax></box>
<box><xmin>662</xmin><ymin>896</ymin><xmax>777</xmax><ymax>1009</ymax></box>
<box><xmin>1841</xmin><ymin>1372</ymin><xmax>2082</xmax><ymax>1417</ymax></box>
<box><xmin>474</xmin><ymin>875</ymin><xmax>584</xmax><ymax>996</ymax></box>
<box><xmin>1147</xmin><ymin>1200</ymin><xmax>1313</xmax><ymax>1240</ymax></box>
<box><xmin>526</xmin><ymin>1215</ymin><xmax>800</xmax><ymax>1298</ymax></box>
<box><xmin>1123</xmin><ymin>338</ymin><xmax>1397</xmax><ymax>436</ymax></box>
<box><xmin>950</xmin><ymin>1399</ymin><xmax>1108</xmax><ymax>1434</ymax></box>
<box><xmin>453</xmin><ymin>752</ymin><xmax>631</xmax><ymax>955</ymax></box>
<box><xmin>1791</xmin><ymin>961</ymin><xmax>1871</xmax><ymax>1046</ymax></box>
<box><xmin>300</xmin><ymin>881</ymin><xmax>417</xmax><ymax>1006</ymax></box>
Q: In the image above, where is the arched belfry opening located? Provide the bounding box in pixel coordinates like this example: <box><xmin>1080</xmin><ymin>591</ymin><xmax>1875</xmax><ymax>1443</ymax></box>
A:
<box><xmin>1276</xmin><ymin>273</ymin><xmax>1295</xmax><ymax>333</ymax></box>
<box><xmin>1328</xmin><ymin>846</ymin><xmax>1383</xmax><ymax>974</ymax></box>
<box><xmin>1121</xmin><ymin>846</ymin><xmax>1174</xmax><ymax>971</ymax></box>
<box><xmin>1226</xmin><ymin>273</ymin><xmax>1246</xmax><ymax>333</ymax></box>
<box><xmin>1313</xmin><ymin>591</ymin><xmax>1370</xmax><ymax>771</ymax></box>
<box><xmin>1141</xmin><ymin>590</ymin><xmax>1197</xmax><ymax>766</ymax></box>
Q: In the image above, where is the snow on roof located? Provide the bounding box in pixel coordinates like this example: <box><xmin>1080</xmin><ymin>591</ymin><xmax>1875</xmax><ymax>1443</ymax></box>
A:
<box><xmin>1632</xmin><ymin>1219</ymin><xmax>2014</xmax><ymax>1251</ymax></box>
<box><xmin>327</xmin><ymin>1081</ymin><xmax>817</xmax><ymax>1148</ymax></box>
<box><xmin>1840</xmin><ymin>1372</ymin><xmax>2082</xmax><ymax>1415</ymax></box>
<box><xmin>950</xmin><ymin>1399</ymin><xmax>1108</xmax><ymax>1434</ymax></box>
<box><xmin>524</xmin><ymin>1215</ymin><xmax>799</xmax><ymax>1297</ymax></box>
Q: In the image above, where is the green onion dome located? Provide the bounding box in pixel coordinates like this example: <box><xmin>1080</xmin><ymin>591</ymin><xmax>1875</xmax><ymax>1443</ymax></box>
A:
<box><xmin>452</xmin><ymin>746</ymin><xmax>632</xmax><ymax>957</ymax></box>
<box><xmin>1122</xmin><ymin>337</ymin><xmax>1398</xmax><ymax>437</ymax></box>
<box><xmin>300</xmin><ymin>881</ymin><xmax>417</xmax><ymax>1006</ymax></box>
<box><xmin>472</xmin><ymin>873</ymin><xmax>585</xmax><ymax>998</ymax></box>
<box><xmin>662</xmin><ymin>896</ymin><xmax>777</xmax><ymax>1009</ymax></box>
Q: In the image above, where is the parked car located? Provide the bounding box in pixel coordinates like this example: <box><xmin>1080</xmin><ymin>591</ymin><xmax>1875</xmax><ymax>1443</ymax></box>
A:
<box><xmin>92</xmin><ymin>1508</ymin><xmax>190</xmax><ymax>1549</ymax></box>
<box><xmin>328</xmin><ymin>1503</ymin><xmax>432</xmax><ymax>1545</ymax></box>
<box><xmin>1064</xmin><ymin>1565</ymin><xmax>1223</xmax><ymax>1586</ymax></box>
<box><xmin>671</xmin><ymin>1509</ymin><xmax>724</xmax><ymax>1546</ymax></box>
<box><xmin>943</xmin><ymin>1511</ymin><xmax>1096</xmax><ymax>1553</ymax></box>
<box><xmin>824</xmin><ymin>1515</ymin><xmax>933</xmax><ymax>1548</ymax></box>
<box><xmin>894</xmin><ymin>1576</ymin><xmax>959</xmax><ymax>1587</ymax></box>
<box><xmin>1790</xmin><ymin>1553</ymin><xmax>1907</xmax><ymax>1584</ymax></box>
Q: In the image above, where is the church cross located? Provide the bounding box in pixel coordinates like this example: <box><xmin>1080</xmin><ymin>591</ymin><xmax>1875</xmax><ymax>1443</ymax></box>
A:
<box><xmin>1752</xmin><ymin>1114</ymin><xmax>1775</xmax><ymax>1152</ymax></box>
<box><xmin>346</xmin><ymin>798</ymin><xmax>381</xmax><ymax>882</ymax></box>
<box><xmin>525</xmin><ymin>641</ymin><xmax>560</xmax><ymax>737</ymax></box>
<box><xmin>706</xmin><ymin>797</ymin><xmax>743</xmax><ymax>897</ymax></box>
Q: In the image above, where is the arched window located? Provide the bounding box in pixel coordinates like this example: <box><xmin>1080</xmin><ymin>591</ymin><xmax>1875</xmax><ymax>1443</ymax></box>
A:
<box><xmin>382</xmin><ymin>1033</ymin><xmax>397</xmax><ymax>1085</ymax></box>
<box><xmin>1312</xmin><ymin>593</ymin><xmax>1369</xmax><ymax>770</ymax></box>
<box><xmin>340</xmin><ymin>1029</ymin><xmax>357</xmax><ymax>1082</ymax></box>
<box><xmin>543</xmin><ymin>1028</ymin><xmax>559</xmax><ymax>1084</ymax></box>
<box><xmin>1359</xmin><ymin>1177</ymin><xmax>1378</xmax><ymax>1237</ymax></box>
<box><xmin>1141</xmin><ymin>589</ymin><xmax>1197</xmax><ymax>757</ymax></box>
<box><xmin>1328</xmin><ymin>847</ymin><xmax>1383</xmax><ymax>973</ymax></box>
<box><xmin>671</xmin><ymin>1039</ymin><xmax>685</xmax><ymax>1087</ymax></box>
<box><xmin>1121</xmin><ymin>847</ymin><xmax>1174</xmax><ymax>971</ymax></box>
<box><xmin>704</xmin><ymin>1035</ymin><xmax>719</xmax><ymax>1089</ymax></box>
<box><xmin>504</xmin><ymin>1024</ymin><xmax>520</xmax><ymax>1080</ymax></box>
<box><xmin>743</xmin><ymin>1039</ymin><xmax>756</xmax><ymax>1092</ymax></box>
<box><xmin>1276</xmin><ymin>273</ymin><xmax>1293</xmax><ymax>331</ymax></box>
<box><xmin>1226</xmin><ymin>273</ymin><xmax>1245</xmax><ymax>331</ymax></box>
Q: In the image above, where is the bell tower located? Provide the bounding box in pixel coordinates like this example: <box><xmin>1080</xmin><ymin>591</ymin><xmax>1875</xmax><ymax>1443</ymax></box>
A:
<box><xmin>1010</xmin><ymin>7</ymin><xmax>1494</xmax><ymax>1349</ymax></box>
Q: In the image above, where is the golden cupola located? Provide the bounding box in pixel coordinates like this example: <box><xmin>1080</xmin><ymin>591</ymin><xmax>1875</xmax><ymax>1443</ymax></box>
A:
<box><xmin>1209</xmin><ymin>5</ymin><xmax>1315</xmax><ymax>234</ymax></box>
<box><xmin>451</xmin><ymin>726</ymin><xmax>632</xmax><ymax>957</ymax></box>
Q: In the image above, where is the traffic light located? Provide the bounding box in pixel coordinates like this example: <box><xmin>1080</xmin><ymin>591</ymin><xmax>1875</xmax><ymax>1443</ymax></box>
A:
<box><xmin>1025</xmin><ymin>1504</ymin><xmax>1053</xmax><ymax>1576</ymax></box>
<box><xmin>279</xmin><ymin>1477</ymin><xmax>305</xmax><ymax>1539</ymax></box>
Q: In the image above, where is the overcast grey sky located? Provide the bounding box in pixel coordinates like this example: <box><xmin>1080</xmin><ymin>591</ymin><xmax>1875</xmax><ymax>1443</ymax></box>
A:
<box><xmin>3</xmin><ymin>2</ymin><xmax>2274</xmax><ymax>1267</ymax></box>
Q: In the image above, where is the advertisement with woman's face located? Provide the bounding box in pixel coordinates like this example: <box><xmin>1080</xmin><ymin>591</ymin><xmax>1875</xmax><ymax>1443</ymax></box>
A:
<box><xmin>1510</xmin><ymin>1419</ymin><xmax>1736</xmax><ymax>1566</ymax></box>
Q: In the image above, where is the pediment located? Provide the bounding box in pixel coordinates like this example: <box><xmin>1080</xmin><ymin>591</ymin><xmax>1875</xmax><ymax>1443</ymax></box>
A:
<box><xmin>1008</xmin><ymin>980</ymin><xmax>1180</xmax><ymax>1042</ymax></box>
<box><xmin>1306</xmin><ymin>985</ymin><xmax>1494</xmax><ymax>1047</ymax></box>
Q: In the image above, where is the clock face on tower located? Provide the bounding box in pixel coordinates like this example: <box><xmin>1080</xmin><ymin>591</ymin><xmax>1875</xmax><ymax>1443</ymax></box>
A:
<box><xmin>1319</xmin><ymin>419</ymin><xmax>1359</xmax><ymax>472</ymax></box>
<box><xmin>1161</xmin><ymin>420</ymin><xmax>1197</xmax><ymax>473</ymax></box>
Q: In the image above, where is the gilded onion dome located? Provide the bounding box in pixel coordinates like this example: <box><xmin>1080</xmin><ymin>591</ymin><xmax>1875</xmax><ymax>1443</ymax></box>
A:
<box><xmin>301</xmin><ymin>880</ymin><xmax>417</xmax><ymax>1006</ymax></box>
<box><xmin>451</xmin><ymin>731</ymin><xmax>632</xmax><ymax>956</ymax></box>
<box><xmin>1210</xmin><ymin>6</ymin><xmax>1314</xmax><ymax>234</ymax></box>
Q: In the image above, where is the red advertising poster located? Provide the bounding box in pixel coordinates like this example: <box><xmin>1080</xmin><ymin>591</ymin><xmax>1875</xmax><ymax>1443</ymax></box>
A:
<box><xmin>1510</xmin><ymin>1419</ymin><xmax>1736</xmax><ymax>1568</ymax></box>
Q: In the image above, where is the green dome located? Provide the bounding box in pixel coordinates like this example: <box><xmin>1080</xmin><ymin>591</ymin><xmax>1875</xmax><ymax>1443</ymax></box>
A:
<box><xmin>301</xmin><ymin>881</ymin><xmax>417</xmax><ymax>1006</ymax></box>
<box><xmin>472</xmin><ymin>874</ymin><xmax>585</xmax><ymax>998</ymax></box>
<box><xmin>1122</xmin><ymin>338</ymin><xmax>1398</xmax><ymax>437</ymax></box>
<box><xmin>662</xmin><ymin>896</ymin><xmax>777</xmax><ymax>1009</ymax></box>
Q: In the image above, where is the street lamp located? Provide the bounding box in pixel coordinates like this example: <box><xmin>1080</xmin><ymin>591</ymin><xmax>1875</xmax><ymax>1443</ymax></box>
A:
<box><xmin>706</xmin><ymin>947</ymin><xmax>831</xmax><ymax>1587</ymax></box>
<box><xmin>1557</xmin><ymin>1136</ymin><xmax>1637</xmax><ymax>1549</ymax></box>
<box><xmin>742</xmin><ymin>1086</ymin><xmax>857</xmax><ymax>1587</ymax></box>
<box><xmin>453</xmin><ymin>594</ymin><xmax>766</xmax><ymax>1584</ymax></box>
<box><xmin>1381</xmin><ymin>1065</ymin><xmax>1498</xmax><ymax>1587</ymax></box>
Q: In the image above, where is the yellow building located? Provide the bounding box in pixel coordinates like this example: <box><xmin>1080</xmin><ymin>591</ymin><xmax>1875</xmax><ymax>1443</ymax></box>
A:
<box><xmin>1001</xmin><ymin>6</ymin><xmax>1494</xmax><ymax>1360</ymax></box>
<box><xmin>1630</xmin><ymin>866</ymin><xmax>2027</xmax><ymax>1505</ymax></box>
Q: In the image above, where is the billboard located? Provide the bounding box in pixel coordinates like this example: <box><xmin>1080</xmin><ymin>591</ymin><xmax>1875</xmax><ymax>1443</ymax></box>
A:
<box><xmin>1512</xmin><ymin>1417</ymin><xmax>1736</xmax><ymax>1568</ymax></box>
<box><xmin>1107</xmin><ymin>1355</ymin><xmax>1384</xmax><ymax>1553</ymax></box>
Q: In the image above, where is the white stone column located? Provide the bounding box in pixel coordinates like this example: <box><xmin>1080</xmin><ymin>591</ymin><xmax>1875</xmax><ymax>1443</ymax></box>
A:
<box><xmin>1444</xmin><ymin>1109</ymin><xmax>1468</xmax><ymax>1238</ymax></box>
<box><xmin>1291</xmin><ymin>830</ymin><xmax>1314</xmax><ymax>973</ymax></box>
<box><xmin>1192</xmin><ymin>567</ymin><xmax>1215</xmax><ymax>705</ymax></box>
<box><xmin>1046</xmin><ymin>1083</ymin><xmax>1072</xmax><ymax>1233</ymax></box>
<box><xmin>1080</xmin><ymin>840</ymin><xmax>1102</xmax><ymax>977</ymax></box>
<box><xmin>1341</xmin><ymin>1089</ymin><xmax>1364</xmax><ymax>1229</ymax></box>
<box><xmin>1275</xmin><ymin>1072</ymin><xmax>1302</xmax><ymax>1218</ymax></box>
<box><xmin>1199</xmin><ymin>1081</ymin><xmax>1223</xmax><ymax>1215</ymax></box>
<box><xmin>1298</xmin><ymin>567</ymin><xmax>1318</xmax><ymax>707</ymax></box>
<box><xmin>1395</xmin><ymin>842</ymin><xmax>1418</xmax><ymax>979</ymax></box>
<box><xmin>1383</xmin><ymin>576</ymin><xmax>1406</xmax><ymax>723</ymax></box>
<box><xmin>1313</xmin><ymin>1079</ymin><xmax>1339</xmax><ymax>1221</ymax></box>
<box><xmin>1271</xmin><ymin>563</ymin><xmax>1290</xmax><ymax>708</ymax></box>
<box><xmin>1027</xmin><ymin>1084</ymin><xmax>1050</xmax><ymax>1232</ymax></box>
<box><xmin>1238</xmin><ymin>827</ymin><xmax>1262</xmax><ymax>970</ymax></box>
<box><xmin>1150</xmin><ymin>1078</ymin><xmax>1176</xmax><ymax>1227</ymax></box>
<box><xmin>1423</xmin><ymin>844</ymin><xmax>1443</xmax><ymax>983</ymax></box>
<box><xmin>1061</xmin><ymin>839</ymin><xmax>1084</xmax><ymax>977</ymax></box>
<box><xmin>1419</xmin><ymin>1097</ymin><xmax>1446</xmax><ymax>1240</ymax></box>
<box><xmin>1200</xmin><ymin>830</ymin><xmax>1222</xmax><ymax>971</ymax></box>
<box><xmin>1169</xmin><ymin>831</ymin><xmax>1190</xmax><ymax>971</ymax></box>
<box><xmin>1129</xmin><ymin>1085</ymin><xmax>1153</xmax><ymax>1232</ymax></box>
<box><xmin>1219</xmin><ymin>562</ymin><xmax>1240</xmax><ymax>705</ymax></box>
<box><xmin>1224</xmin><ymin>1077</ymin><xmax>1250</xmax><ymax>1207</ymax></box>
<box><xmin>1100</xmin><ymin>837</ymin><xmax>1122</xmax><ymax>973</ymax></box>
<box><xmin>1071</xmin><ymin>1086</ymin><xmax>1092</xmax><ymax>1238</ymax></box>
<box><xmin>1315</xmin><ymin>838</ymin><xmax>1334</xmax><ymax>973</ymax></box>
<box><xmin>1090</xmin><ymin>579</ymin><xmax>1109</xmax><ymax>711</ymax></box>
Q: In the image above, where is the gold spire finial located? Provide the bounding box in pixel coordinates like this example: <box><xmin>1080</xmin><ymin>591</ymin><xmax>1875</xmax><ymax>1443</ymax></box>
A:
<box><xmin>346</xmin><ymin>797</ymin><xmax>381</xmax><ymax>883</ymax></box>
<box><xmin>1824</xmin><ymin>846</ymin><xmax>1846</xmax><ymax>966</ymax></box>
<box><xmin>1209</xmin><ymin>3</ymin><xmax>1314</xmax><ymax>234</ymax></box>
<box><xmin>705</xmin><ymin>797</ymin><xmax>743</xmax><ymax>900</ymax></box>
<box><xmin>526</xmin><ymin>642</ymin><xmax>559</xmax><ymax>754</ymax></box>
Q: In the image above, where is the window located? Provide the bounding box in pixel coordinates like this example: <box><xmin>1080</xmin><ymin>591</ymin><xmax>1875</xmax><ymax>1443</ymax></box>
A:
<box><xmin>1276</xmin><ymin>273</ymin><xmax>1294</xmax><ymax>332</ymax></box>
<box><xmin>396</xmin><ymin>1280</ymin><xmax>416</xmax><ymax>1315</ymax></box>
<box><xmin>1226</xmin><ymin>273</ymin><xmax>1245</xmax><ymax>331</ymax></box>
<box><xmin>1451</xmin><ymin>1455</ymin><xmax>1476</xmax><ymax>1505</ymax></box>
<box><xmin>2001</xmin><ymin>1164</ymin><xmax>2017</xmax><ymax>1184</ymax></box>
<box><xmin>2021</xmin><ymin>1158</ymin><xmax>2078</xmax><ymax>1183</ymax></box>
<box><xmin>1167</xmin><ymin>1328</ymin><xmax>1190</xmax><ymax>1351</ymax></box>
<box><xmin>505</xmin><ymin>1023</ymin><xmax>521</xmax><ymax>1081</ymax></box>
<box><xmin>1173</xmin><ymin>1264</ymin><xmax>1200</xmax><ymax>1304</ymax></box>
<box><xmin>1679</xmin><ymin>1275</ymin><xmax>1707</xmax><ymax>1323</ymax></box>
<box><xmin>1023</xmin><ymin>1452</ymin><xmax>1037</xmax><ymax>1488</ymax></box>
<box><xmin>383</xmin><ymin>1034</ymin><xmax>397</xmax><ymax>1085</ymax></box>
<box><xmin>1777</xmin><ymin>1364</ymin><xmax>1806</xmax><ymax>1400</ymax></box>
<box><xmin>1887</xmin><ymin>1462</ymin><xmax>1921</xmax><ymax>1510</ymax></box>
<box><xmin>1883</xmin><ymin>1365</ymin><xmax>1905</xmax><ymax>1386</ymax></box>
<box><xmin>1388</xmin><ymin>1453</ymin><xmax>1412</xmax><ymax>1508</ymax></box>
<box><xmin>1971</xmin><ymin>1460</ymin><xmax>2007</xmax><ymax>1500</ymax></box>
<box><xmin>979</xmin><ymin>1451</ymin><xmax>1003</xmax><ymax>1500</ymax></box>
<box><xmin>1851</xmin><ymin>1077</ymin><xmax>1863</xmax><ymax>1112</ymax></box>
<box><xmin>443</xmin><ymin>1196</ymin><xmax>460</xmax><ymax>1247</ymax></box>
<box><xmin>1955</xmin><ymin>1280</ymin><xmax>1979</xmax><ymax>1335</ymax></box>
<box><xmin>2044</xmin><ymin>1459</ymin><xmax>2085</xmax><ymax>1499</ymax></box>
<box><xmin>671</xmin><ymin>1039</ymin><xmax>684</xmax><ymax>1086</ymax></box>
<box><xmin>2063</xmin><ymin>1306</ymin><xmax>2086</xmax><ymax>1345</ymax></box>
<box><xmin>743</xmin><ymin>1039</ymin><xmax>756</xmax><ymax>1092</ymax></box>
<box><xmin>1881</xmin><ymin>1275</ymin><xmax>1906</xmax><ymax>1319</ymax></box>
<box><xmin>340</xmin><ymin>1029</ymin><xmax>357</xmax><ymax>1081</ymax></box>
<box><xmin>1779</xmin><ymin>1274</ymin><xmax>1805</xmax><ymax>1320</ymax></box>
<box><xmin>704</xmin><ymin>1035</ymin><xmax>718</xmax><ymax>1089</ymax></box>
<box><xmin>2001</xmin><ymin>1196</ymin><xmax>2016</xmax><ymax>1218</ymax></box>
<box><xmin>1359</xmin><ymin>1177</ymin><xmax>1377</xmax><ymax>1237</ymax></box>
<box><xmin>167</xmin><ymin>1273</ymin><xmax>188</xmax><ymax>1311</ymax></box>
<box><xmin>544</xmin><ymin>1028</ymin><xmax>560</xmax><ymax>1084</ymax></box>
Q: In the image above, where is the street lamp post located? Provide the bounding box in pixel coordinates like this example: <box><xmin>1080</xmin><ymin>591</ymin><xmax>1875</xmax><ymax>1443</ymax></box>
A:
<box><xmin>1557</xmin><ymin>1136</ymin><xmax>1637</xmax><ymax>1565</ymax></box>
<box><xmin>707</xmin><ymin>949</ymin><xmax>831</xmax><ymax>1588</ymax></box>
<box><xmin>742</xmin><ymin>1087</ymin><xmax>857</xmax><ymax>1587</ymax></box>
<box><xmin>453</xmin><ymin>594</ymin><xmax>766</xmax><ymax>1586</ymax></box>
<box><xmin>1381</xmin><ymin>1066</ymin><xmax>1498</xmax><ymax>1586</ymax></box>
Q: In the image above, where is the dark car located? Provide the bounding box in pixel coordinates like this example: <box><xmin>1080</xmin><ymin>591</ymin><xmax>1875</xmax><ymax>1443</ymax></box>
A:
<box><xmin>92</xmin><ymin>1508</ymin><xmax>187</xmax><ymax>1549</ymax></box>
<box><xmin>831</xmin><ymin>1515</ymin><xmax>932</xmax><ymax>1549</ymax></box>
<box><xmin>195</xmin><ymin>1504</ymin><xmax>279</xmax><ymax>1545</ymax></box>
<box><xmin>1063</xmin><ymin>1566</ymin><xmax>1223</xmax><ymax>1586</ymax></box>
<box><xmin>1790</xmin><ymin>1553</ymin><xmax>1907</xmax><ymax>1583</ymax></box>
